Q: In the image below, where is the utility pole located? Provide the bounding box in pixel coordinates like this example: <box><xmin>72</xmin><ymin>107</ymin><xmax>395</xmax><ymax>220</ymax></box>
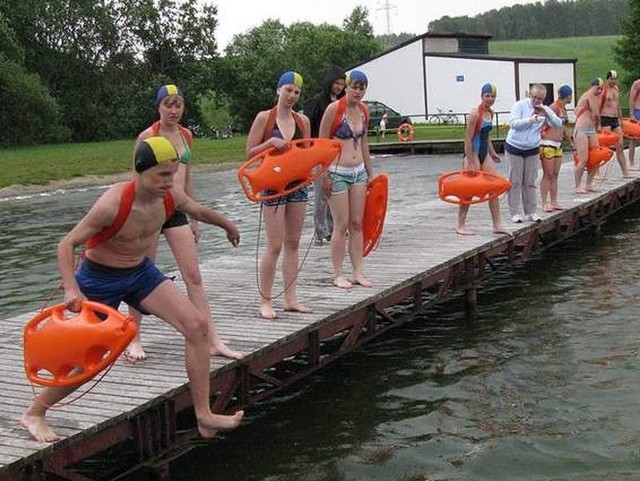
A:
<box><xmin>376</xmin><ymin>0</ymin><xmax>397</xmax><ymax>35</ymax></box>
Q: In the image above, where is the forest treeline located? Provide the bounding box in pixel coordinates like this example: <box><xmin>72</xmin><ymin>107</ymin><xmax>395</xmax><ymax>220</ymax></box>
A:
<box><xmin>0</xmin><ymin>0</ymin><xmax>637</xmax><ymax>147</ymax></box>
<box><xmin>429</xmin><ymin>0</ymin><xmax>628</xmax><ymax>40</ymax></box>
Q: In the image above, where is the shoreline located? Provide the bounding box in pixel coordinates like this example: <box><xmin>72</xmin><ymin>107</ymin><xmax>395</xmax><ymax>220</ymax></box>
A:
<box><xmin>0</xmin><ymin>162</ymin><xmax>241</xmax><ymax>199</ymax></box>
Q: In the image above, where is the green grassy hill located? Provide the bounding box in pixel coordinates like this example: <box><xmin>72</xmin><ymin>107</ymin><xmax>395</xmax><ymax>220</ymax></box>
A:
<box><xmin>490</xmin><ymin>35</ymin><xmax>622</xmax><ymax>95</ymax></box>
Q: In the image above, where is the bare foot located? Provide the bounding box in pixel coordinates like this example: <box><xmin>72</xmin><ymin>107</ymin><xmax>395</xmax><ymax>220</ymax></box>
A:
<box><xmin>492</xmin><ymin>225</ymin><xmax>511</xmax><ymax>235</ymax></box>
<box><xmin>575</xmin><ymin>187</ymin><xmax>589</xmax><ymax>194</ymax></box>
<box><xmin>123</xmin><ymin>339</ymin><xmax>147</xmax><ymax>363</ymax></box>
<box><xmin>259</xmin><ymin>305</ymin><xmax>278</xmax><ymax>320</ymax></box>
<box><xmin>456</xmin><ymin>227</ymin><xmax>475</xmax><ymax>235</ymax></box>
<box><xmin>543</xmin><ymin>203</ymin><xmax>553</xmax><ymax>213</ymax></box>
<box><xmin>551</xmin><ymin>204</ymin><xmax>565</xmax><ymax>211</ymax></box>
<box><xmin>284</xmin><ymin>302</ymin><xmax>313</xmax><ymax>314</ymax></box>
<box><xmin>210</xmin><ymin>339</ymin><xmax>244</xmax><ymax>360</ymax></box>
<box><xmin>623</xmin><ymin>173</ymin><xmax>636</xmax><ymax>178</ymax></box>
<box><xmin>593</xmin><ymin>175</ymin><xmax>607</xmax><ymax>181</ymax></box>
<box><xmin>197</xmin><ymin>410</ymin><xmax>244</xmax><ymax>438</ymax></box>
<box><xmin>629</xmin><ymin>165</ymin><xmax>640</xmax><ymax>171</ymax></box>
<box><xmin>353</xmin><ymin>276</ymin><xmax>373</xmax><ymax>287</ymax></box>
<box><xmin>21</xmin><ymin>413</ymin><xmax>60</xmax><ymax>443</ymax></box>
<box><xmin>586</xmin><ymin>186</ymin><xmax>600</xmax><ymax>192</ymax></box>
<box><xmin>333</xmin><ymin>276</ymin><xmax>353</xmax><ymax>289</ymax></box>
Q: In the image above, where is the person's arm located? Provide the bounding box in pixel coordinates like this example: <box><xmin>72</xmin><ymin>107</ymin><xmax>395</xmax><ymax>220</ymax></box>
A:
<box><xmin>245</xmin><ymin>110</ymin><xmax>287</xmax><ymax>160</ymax></box>
<box><xmin>540</xmin><ymin>105</ymin><xmax>562</xmax><ymax>129</ymax></box>
<box><xmin>508</xmin><ymin>101</ymin><xmax>535</xmax><ymax>130</ymax></box>
<box><xmin>319</xmin><ymin>101</ymin><xmax>338</xmax><ymax>139</ymax></box>
<box><xmin>173</xmin><ymin>189</ymin><xmax>240</xmax><ymax>246</ymax></box>
<box><xmin>629</xmin><ymin>82</ymin><xmax>638</xmax><ymax>113</ymax></box>
<box><xmin>58</xmin><ymin>191</ymin><xmax>118</xmax><ymax>311</ymax></box>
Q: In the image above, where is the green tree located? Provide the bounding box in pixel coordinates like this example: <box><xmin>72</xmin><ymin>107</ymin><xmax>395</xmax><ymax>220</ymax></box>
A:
<box><xmin>614</xmin><ymin>0</ymin><xmax>640</xmax><ymax>89</ymax></box>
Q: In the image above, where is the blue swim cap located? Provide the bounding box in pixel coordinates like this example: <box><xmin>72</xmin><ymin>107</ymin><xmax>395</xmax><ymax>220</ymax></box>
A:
<box><xmin>346</xmin><ymin>70</ymin><xmax>368</xmax><ymax>87</ymax></box>
<box><xmin>558</xmin><ymin>85</ymin><xmax>572</xmax><ymax>98</ymax></box>
<box><xmin>481</xmin><ymin>82</ymin><xmax>497</xmax><ymax>96</ymax></box>
<box><xmin>590</xmin><ymin>77</ymin><xmax>604</xmax><ymax>88</ymax></box>
<box><xmin>156</xmin><ymin>84</ymin><xmax>183</xmax><ymax>106</ymax></box>
<box><xmin>277</xmin><ymin>71</ymin><xmax>303</xmax><ymax>89</ymax></box>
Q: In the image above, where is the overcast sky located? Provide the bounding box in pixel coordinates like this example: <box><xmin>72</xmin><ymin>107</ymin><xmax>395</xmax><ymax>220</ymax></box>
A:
<box><xmin>213</xmin><ymin>0</ymin><xmax>539</xmax><ymax>51</ymax></box>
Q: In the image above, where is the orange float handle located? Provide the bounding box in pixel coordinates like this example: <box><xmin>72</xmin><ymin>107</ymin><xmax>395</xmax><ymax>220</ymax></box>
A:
<box><xmin>23</xmin><ymin>301</ymin><xmax>137</xmax><ymax>387</ymax></box>
<box><xmin>238</xmin><ymin>138</ymin><xmax>341</xmax><ymax>202</ymax></box>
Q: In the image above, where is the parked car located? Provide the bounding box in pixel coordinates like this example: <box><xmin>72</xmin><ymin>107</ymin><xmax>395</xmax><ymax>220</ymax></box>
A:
<box><xmin>363</xmin><ymin>100</ymin><xmax>412</xmax><ymax>132</ymax></box>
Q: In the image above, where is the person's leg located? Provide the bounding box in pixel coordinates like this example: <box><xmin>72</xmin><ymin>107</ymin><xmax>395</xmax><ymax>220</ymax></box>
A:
<box><xmin>259</xmin><ymin>204</ymin><xmax>286</xmax><ymax>319</ymax></box>
<box><xmin>613</xmin><ymin>126</ymin><xmax>630</xmax><ymax>177</ymax></box>
<box><xmin>346</xmin><ymin>183</ymin><xmax>371</xmax><ymax>287</ymax></box>
<box><xmin>141</xmin><ymin>281</ymin><xmax>244</xmax><ymax>438</ymax></box>
<box><xmin>313</xmin><ymin>176</ymin><xmax>329</xmax><ymax>242</ymax></box>
<box><xmin>585</xmin><ymin>135</ymin><xmax>600</xmax><ymax>191</ymax></box>
<box><xmin>506</xmin><ymin>151</ymin><xmax>524</xmax><ymax>218</ymax></box>
<box><xmin>629</xmin><ymin>138</ymin><xmax>638</xmax><ymax>169</ymax></box>
<box><xmin>540</xmin><ymin>155</ymin><xmax>554</xmax><ymax>211</ymax></box>
<box><xmin>574</xmin><ymin>131</ymin><xmax>588</xmax><ymax>193</ymax></box>
<box><xmin>125</xmin><ymin>237</ymin><xmax>160</xmax><ymax>361</ymax></box>
<box><xmin>482</xmin><ymin>159</ymin><xmax>510</xmax><ymax>234</ymax></box>
<box><xmin>164</xmin><ymin>225</ymin><xmax>243</xmax><ymax>359</ymax></box>
<box><xmin>522</xmin><ymin>153</ymin><xmax>539</xmax><ymax>217</ymax></box>
<box><xmin>21</xmin><ymin>384</ymin><xmax>77</xmax><ymax>442</ymax></box>
<box><xmin>457</xmin><ymin>204</ymin><xmax>473</xmax><ymax>235</ymax></box>
<box><xmin>282</xmin><ymin>201</ymin><xmax>312</xmax><ymax>313</ymax></box>
<box><xmin>550</xmin><ymin>156</ymin><xmax>563</xmax><ymax>209</ymax></box>
<box><xmin>328</xmin><ymin>192</ymin><xmax>351</xmax><ymax>288</ymax></box>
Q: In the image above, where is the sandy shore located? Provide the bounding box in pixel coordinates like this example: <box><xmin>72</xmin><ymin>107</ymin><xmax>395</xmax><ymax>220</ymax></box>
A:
<box><xmin>0</xmin><ymin>163</ymin><xmax>240</xmax><ymax>199</ymax></box>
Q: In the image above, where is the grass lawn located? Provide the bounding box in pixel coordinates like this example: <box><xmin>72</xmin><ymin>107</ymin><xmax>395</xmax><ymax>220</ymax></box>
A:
<box><xmin>0</xmin><ymin>35</ymin><xmax>624</xmax><ymax>189</ymax></box>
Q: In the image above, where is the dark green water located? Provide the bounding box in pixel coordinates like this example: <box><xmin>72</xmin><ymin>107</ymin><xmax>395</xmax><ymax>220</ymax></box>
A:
<box><xmin>2</xmin><ymin>159</ymin><xmax>640</xmax><ymax>480</ymax></box>
<box><xmin>167</xmin><ymin>208</ymin><xmax>640</xmax><ymax>481</ymax></box>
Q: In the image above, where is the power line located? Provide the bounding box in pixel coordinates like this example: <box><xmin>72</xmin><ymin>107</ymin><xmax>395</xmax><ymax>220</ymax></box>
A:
<box><xmin>376</xmin><ymin>0</ymin><xmax>397</xmax><ymax>35</ymax></box>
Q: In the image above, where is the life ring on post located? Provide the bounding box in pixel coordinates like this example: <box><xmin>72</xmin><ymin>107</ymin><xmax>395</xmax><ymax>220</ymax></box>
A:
<box><xmin>23</xmin><ymin>301</ymin><xmax>137</xmax><ymax>387</ymax></box>
<box><xmin>438</xmin><ymin>170</ymin><xmax>512</xmax><ymax>205</ymax></box>
<box><xmin>397</xmin><ymin>123</ymin><xmax>414</xmax><ymax>142</ymax></box>
<box><xmin>237</xmin><ymin>138</ymin><xmax>341</xmax><ymax>202</ymax></box>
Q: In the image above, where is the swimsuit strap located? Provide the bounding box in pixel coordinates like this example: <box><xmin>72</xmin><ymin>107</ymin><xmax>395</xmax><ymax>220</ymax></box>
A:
<box><xmin>150</xmin><ymin>120</ymin><xmax>193</xmax><ymax>147</ymax></box>
<box><xmin>330</xmin><ymin>96</ymin><xmax>369</xmax><ymax>137</ymax></box>
<box><xmin>86</xmin><ymin>181</ymin><xmax>174</xmax><ymax>249</ymax></box>
<box><xmin>473</xmin><ymin>104</ymin><xmax>494</xmax><ymax>135</ymax></box>
<box><xmin>262</xmin><ymin>106</ymin><xmax>306</xmax><ymax>143</ymax></box>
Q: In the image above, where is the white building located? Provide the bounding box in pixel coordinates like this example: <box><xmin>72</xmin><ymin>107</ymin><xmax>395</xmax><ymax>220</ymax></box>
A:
<box><xmin>354</xmin><ymin>33</ymin><xmax>577</xmax><ymax>123</ymax></box>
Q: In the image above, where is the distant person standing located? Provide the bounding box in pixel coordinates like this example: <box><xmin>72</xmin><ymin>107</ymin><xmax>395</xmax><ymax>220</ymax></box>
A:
<box><xmin>456</xmin><ymin>82</ymin><xmax>510</xmax><ymax>235</ymax></box>
<box><xmin>599</xmin><ymin>70</ymin><xmax>630</xmax><ymax>178</ymax></box>
<box><xmin>539</xmin><ymin>85</ymin><xmax>573</xmax><ymax>212</ymax></box>
<box><xmin>303</xmin><ymin>66</ymin><xmax>346</xmax><ymax>245</ymax></box>
<box><xmin>379</xmin><ymin>109</ymin><xmax>388</xmax><ymax>139</ymax></box>
<box><xmin>573</xmin><ymin>78</ymin><xmax>604</xmax><ymax>193</ymax></box>
<box><xmin>505</xmin><ymin>84</ymin><xmax>562</xmax><ymax>223</ymax></box>
<box><xmin>628</xmin><ymin>78</ymin><xmax>640</xmax><ymax>170</ymax></box>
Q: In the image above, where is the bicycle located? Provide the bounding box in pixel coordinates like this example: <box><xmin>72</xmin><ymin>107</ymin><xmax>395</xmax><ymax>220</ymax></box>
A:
<box><xmin>427</xmin><ymin>108</ymin><xmax>459</xmax><ymax>125</ymax></box>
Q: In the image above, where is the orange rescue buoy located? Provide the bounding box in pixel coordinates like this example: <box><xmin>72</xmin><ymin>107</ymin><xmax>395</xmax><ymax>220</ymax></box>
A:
<box><xmin>397</xmin><ymin>123</ymin><xmax>414</xmax><ymax>142</ymax></box>
<box><xmin>622</xmin><ymin>118</ymin><xmax>640</xmax><ymax>138</ymax></box>
<box><xmin>438</xmin><ymin>170</ymin><xmax>512</xmax><ymax>205</ymax></box>
<box><xmin>597</xmin><ymin>130</ymin><xmax>620</xmax><ymax>148</ymax></box>
<box><xmin>238</xmin><ymin>138</ymin><xmax>341</xmax><ymax>202</ymax></box>
<box><xmin>24</xmin><ymin>301</ymin><xmax>137</xmax><ymax>387</ymax></box>
<box><xmin>572</xmin><ymin>146</ymin><xmax>614</xmax><ymax>172</ymax></box>
<box><xmin>362</xmin><ymin>174</ymin><xmax>389</xmax><ymax>257</ymax></box>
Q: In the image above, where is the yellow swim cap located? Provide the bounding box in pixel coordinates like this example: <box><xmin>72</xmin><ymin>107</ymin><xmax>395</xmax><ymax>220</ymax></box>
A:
<box><xmin>134</xmin><ymin>137</ymin><xmax>178</xmax><ymax>173</ymax></box>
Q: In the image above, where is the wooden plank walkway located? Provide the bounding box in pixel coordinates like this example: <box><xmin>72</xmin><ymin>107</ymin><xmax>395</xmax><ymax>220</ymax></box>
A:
<box><xmin>1</xmin><ymin>151</ymin><xmax>639</xmax><ymax>480</ymax></box>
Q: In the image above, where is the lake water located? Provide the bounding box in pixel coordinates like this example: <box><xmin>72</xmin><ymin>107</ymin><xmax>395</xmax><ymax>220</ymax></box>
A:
<box><xmin>2</xmin><ymin>157</ymin><xmax>640</xmax><ymax>480</ymax></box>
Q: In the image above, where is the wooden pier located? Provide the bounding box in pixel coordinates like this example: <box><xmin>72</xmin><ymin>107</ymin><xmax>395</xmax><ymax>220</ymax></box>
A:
<box><xmin>1</xmin><ymin>152</ymin><xmax>639</xmax><ymax>480</ymax></box>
